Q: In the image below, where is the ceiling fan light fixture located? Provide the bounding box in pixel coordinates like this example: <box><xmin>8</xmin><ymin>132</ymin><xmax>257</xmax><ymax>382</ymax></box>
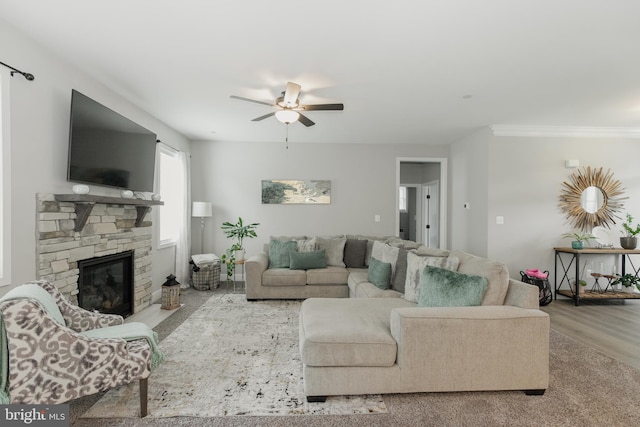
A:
<box><xmin>275</xmin><ymin>109</ymin><xmax>300</xmax><ymax>124</ymax></box>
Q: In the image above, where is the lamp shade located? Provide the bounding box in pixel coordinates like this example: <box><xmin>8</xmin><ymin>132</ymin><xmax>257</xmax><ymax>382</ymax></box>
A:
<box><xmin>275</xmin><ymin>109</ymin><xmax>300</xmax><ymax>124</ymax></box>
<box><xmin>192</xmin><ymin>201</ymin><xmax>212</xmax><ymax>218</ymax></box>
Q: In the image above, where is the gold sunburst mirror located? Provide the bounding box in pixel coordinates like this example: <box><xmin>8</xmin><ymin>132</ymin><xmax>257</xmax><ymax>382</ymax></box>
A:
<box><xmin>559</xmin><ymin>166</ymin><xmax>627</xmax><ymax>231</ymax></box>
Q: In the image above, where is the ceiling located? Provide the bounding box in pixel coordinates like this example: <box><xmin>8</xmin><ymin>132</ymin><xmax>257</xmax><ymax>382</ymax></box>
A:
<box><xmin>2</xmin><ymin>0</ymin><xmax>640</xmax><ymax>145</ymax></box>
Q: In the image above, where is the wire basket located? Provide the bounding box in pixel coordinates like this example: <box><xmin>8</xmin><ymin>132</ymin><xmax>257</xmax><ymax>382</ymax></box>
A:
<box><xmin>191</xmin><ymin>260</ymin><xmax>221</xmax><ymax>290</ymax></box>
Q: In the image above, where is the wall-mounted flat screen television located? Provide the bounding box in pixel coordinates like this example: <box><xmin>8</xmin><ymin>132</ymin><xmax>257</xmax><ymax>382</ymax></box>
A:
<box><xmin>67</xmin><ymin>89</ymin><xmax>157</xmax><ymax>192</ymax></box>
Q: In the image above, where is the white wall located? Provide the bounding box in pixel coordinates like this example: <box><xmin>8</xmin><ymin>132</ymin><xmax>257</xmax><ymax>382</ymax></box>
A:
<box><xmin>190</xmin><ymin>140</ymin><xmax>449</xmax><ymax>262</ymax></box>
<box><xmin>450</xmin><ymin>128</ymin><xmax>491</xmax><ymax>255</ymax></box>
<box><xmin>486</xmin><ymin>136</ymin><xmax>640</xmax><ymax>283</ymax></box>
<box><xmin>0</xmin><ymin>19</ymin><xmax>190</xmax><ymax>295</ymax></box>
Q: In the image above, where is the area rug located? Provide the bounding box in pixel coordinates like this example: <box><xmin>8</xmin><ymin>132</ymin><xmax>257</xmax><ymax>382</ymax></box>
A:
<box><xmin>82</xmin><ymin>294</ymin><xmax>387</xmax><ymax>418</ymax></box>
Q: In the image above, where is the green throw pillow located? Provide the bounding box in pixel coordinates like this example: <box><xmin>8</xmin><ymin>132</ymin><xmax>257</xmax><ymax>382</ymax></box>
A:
<box><xmin>289</xmin><ymin>250</ymin><xmax>326</xmax><ymax>270</ymax></box>
<box><xmin>418</xmin><ymin>265</ymin><xmax>488</xmax><ymax>307</ymax></box>
<box><xmin>368</xmin><ymin>257</ymin><xmax>392</xmax><ymax>290</ymax></box>
<box><xmin>268</xmin><ymin>239</ymin><xmax>298</xmax><ymax>268</ymax></box>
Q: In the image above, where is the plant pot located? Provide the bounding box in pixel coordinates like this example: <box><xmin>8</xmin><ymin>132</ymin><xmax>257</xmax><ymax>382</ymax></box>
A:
<box><xmin>620</xmin><ymin>237</ymin><xmax>637</xmax><ymax>250</ymax></box>
<box><xmin>571</xmin><ymin>240</ymin><xmax>584</xmax><ymax>250</ymax></box>
<box><xmin>571</xmin><ymin>281</ymin><xmax>586</xmax><ymax>294</ymax></box>
<box><xmin>235</xmin><ymin>249</ymin><xmax>245</xmax><ymax>262</ymax></box>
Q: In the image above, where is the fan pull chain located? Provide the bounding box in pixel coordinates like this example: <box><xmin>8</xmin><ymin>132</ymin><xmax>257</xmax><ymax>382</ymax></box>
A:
<box><xmin>285</xmin><ymin>124</ymin><xmax>289</xmax><ymax>149</ymax></box>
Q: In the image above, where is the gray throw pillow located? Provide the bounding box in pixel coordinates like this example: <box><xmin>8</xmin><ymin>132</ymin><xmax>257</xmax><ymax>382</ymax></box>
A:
<box><xmin>368</xmin><ymin>257</ymin><xmax>392</xmax><ymax>290</ymax></box>
<box><xmin>289</xmin><ymin>250</ymin><xmax>326</xmax><ymax>270</ymax></box>
<box><xmin>317</xmin><ymin>236</ymin><xmax>347</xmax><ymax>267</ymax></box>
<box><xmin>418</xmin><ymin>265</ymin><xmax>488</xmax><ymax>307</ymax></box>
<box><xmin>343</xmin><ymin>239</ymin><xmax>367</xmax><ymax>268</ymax></box>
<box><xmin>268</xmin><ymin>239</ymin><xmax>298</xmax><ymax>268</ymax></box>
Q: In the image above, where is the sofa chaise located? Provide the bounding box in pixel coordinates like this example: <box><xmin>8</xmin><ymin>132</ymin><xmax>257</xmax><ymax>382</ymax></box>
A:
<box><xmin>245</xmin><ymin>235</ymin><xmax>550</xmax><ymax>400</ymax></box>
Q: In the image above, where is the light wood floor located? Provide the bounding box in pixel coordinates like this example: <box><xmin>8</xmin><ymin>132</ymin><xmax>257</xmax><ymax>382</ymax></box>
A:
<box><xmin>541</xmin><ymin>295</ymin><xmax>640</xmax><ymax>369</ymax></box>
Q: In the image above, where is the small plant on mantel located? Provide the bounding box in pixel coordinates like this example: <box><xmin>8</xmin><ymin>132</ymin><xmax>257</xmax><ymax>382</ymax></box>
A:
<box><xmin>562</xmin><ymin>231</ymin><xmax>595</xmax><ymax>250</ymax></box>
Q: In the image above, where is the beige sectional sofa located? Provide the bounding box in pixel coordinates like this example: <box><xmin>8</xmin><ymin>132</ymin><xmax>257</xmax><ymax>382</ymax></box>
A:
<box><xmin>245</xmin><ymin>235</ymin><xmax>424</xmax><ymax>300</ymax></box>
<box><xmin>245</xmin><ymin>235</ymin><xmax>550</xmax><ymax>401</ymax></box>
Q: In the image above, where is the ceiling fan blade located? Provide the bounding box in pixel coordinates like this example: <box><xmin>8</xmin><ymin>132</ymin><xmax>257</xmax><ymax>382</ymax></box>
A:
<box><xmin>230</xmin><ymin>95</ymin><xmax>274</xmax><ymax>107</ymax></box>
<box><xmin>251</xmin><ymin>112</ymin><xmax>276</xmax><ymax>122</ymax></box>
<box><xmin>301</xmin><ymin>103</ymin><xmax>344</xmax><ymax>111</ymax></box>
<box><xmin>283</xmin><ymin>82</ymin><xmax>301</xmax><ymax>106</ymax></box>
<box><xmin>297</xmin><ymin>113</ymin><xmax>315</xmax><ymax>127</ymax></box>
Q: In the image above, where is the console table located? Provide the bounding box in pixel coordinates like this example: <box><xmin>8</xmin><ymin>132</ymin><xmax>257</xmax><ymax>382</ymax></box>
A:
<box><xmin>554</xmin><ymin>247</ymin><xmax>640</xmax><ymax>306</ymax></box>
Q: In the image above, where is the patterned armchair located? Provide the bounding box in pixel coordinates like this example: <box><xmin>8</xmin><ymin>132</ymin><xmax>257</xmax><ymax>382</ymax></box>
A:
<box><xmin>0</xmin><ymin>280</ymin><xmax>154</xmax><ymax>417</ymax></box>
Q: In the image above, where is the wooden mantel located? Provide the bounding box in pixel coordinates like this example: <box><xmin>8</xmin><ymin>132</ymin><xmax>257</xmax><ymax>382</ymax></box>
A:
<box><xmin>54</xmin><ymin>194</ymin><xmax>164</xmax><ymax>231</ymax></box>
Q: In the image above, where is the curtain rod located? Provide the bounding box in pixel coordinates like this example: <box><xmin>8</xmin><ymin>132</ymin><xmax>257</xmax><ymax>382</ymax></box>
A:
<box><xmin>156</xmin><ymin>140</ymin><xmax>180</xmax><ymax>153</ymax></box>
<box><xmin>0</xmin><ymin>60</ymin><xmax>34</xmax><ymax>81</ymax></box>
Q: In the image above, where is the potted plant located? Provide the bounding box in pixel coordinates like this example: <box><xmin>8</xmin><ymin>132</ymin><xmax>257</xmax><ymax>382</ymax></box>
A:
<box><xmin>562</xmin><ymin>231</ymin><xmax>595</xmax><ymax>250</ymax></box>
<box><xmin>571</xmin><ymin>279</ymin><xmax>587</xmax><ymax>295</ymax></box>
<box><xmin>610</xmin><ymin>273</ymin><xmax>640</xmax><ymax>293</ymax></box>
<box><xmin>220</xmin><ymin>248</ymin><xmax>236</xmax><ymax>282</ymax></box>
<box><xmin>620</xmin><ymin>213</ymin><xmax>640</xmax><ymax>249</ymax></box>
<box><xmin>221</xmin><ymin>217</ymin><xmax>259</xmax><ymax>261</ymax></box>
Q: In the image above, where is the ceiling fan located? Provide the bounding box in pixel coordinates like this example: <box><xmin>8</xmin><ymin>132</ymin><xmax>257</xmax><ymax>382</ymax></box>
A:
<box><xmin>230</xmin><ymin>82</ymin><xmax>344</xmax><ymax>127</ymax></box>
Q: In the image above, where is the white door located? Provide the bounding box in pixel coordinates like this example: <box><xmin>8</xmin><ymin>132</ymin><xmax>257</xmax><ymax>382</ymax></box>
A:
<box><xmin>423</xmin><ymin>180</ymin><xmax>440</xmax><ymax>248</ymax></box>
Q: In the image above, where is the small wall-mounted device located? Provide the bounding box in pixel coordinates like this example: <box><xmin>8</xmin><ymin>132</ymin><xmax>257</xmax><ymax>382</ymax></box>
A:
<box><xmin>565</xmin><ymin>159</ymin><xmax>580</xmax><ymax>168</ymax></box>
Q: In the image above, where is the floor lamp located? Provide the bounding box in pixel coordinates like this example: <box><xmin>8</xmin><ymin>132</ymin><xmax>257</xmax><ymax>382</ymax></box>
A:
<box><xmin>192</xmin><ymin>201</ymin><xmax>212</xmax><ymax>254</ymax></box>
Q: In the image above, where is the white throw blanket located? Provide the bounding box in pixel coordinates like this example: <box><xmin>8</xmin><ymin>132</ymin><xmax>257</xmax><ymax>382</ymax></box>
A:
<box><xmin>191</xmin><ymin>253</ymin><xmax>220</xmax><ymax>267</ymax></box>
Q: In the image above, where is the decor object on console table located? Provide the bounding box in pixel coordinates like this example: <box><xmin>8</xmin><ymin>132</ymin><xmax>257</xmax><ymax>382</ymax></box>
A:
<box><xmin>610</xmin><ymin>273</ymin><xmax>640</xmax><ymax>292</ymax></box>
<box><xmin>161</xmin><ymin>274</ymin><xmax>180</xmax><ymax>310</ymax></box>
<box><xmin>620</xmin><ymin>213</ymin><xmax>640</xmax><ymax>249</ymax></box>
<box><xmin>562</xmin><ymin>231</ymin><xmax>595</xmax><ymax>250</ymax></box>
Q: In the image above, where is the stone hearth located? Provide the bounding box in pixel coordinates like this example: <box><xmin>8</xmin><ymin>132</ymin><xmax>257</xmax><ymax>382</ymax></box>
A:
<box><xmin>36</xmin><ymin>193</ymin><xmax>158</xmax><ymax>313</ymax></box>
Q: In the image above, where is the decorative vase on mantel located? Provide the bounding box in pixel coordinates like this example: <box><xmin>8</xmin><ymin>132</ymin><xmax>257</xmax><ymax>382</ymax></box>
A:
<box><xmin>620</xmin><ymin>237</ymin><xmax>638</xmax><ymax>250</ymax></box>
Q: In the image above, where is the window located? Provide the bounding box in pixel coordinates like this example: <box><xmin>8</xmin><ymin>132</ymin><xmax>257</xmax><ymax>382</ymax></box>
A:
<box><xmin>0</xmin><ymin>68</ymin><xmax>11</xmax><ymax>286</ymax></box>
<box><xmin>399</xmin><ymin>186</ymin><xmax>408</xmax><ymax>212</ymax></box>
<box><xmin>156</xmin><ymin>143</ymin><xmax>183</xmax><ymax>248</ymax></box>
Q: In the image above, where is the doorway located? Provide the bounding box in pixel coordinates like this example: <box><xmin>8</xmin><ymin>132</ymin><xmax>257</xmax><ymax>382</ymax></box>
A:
<box><xmin>396</xmin><ymin>158</ymin><xmax>447</xmax><ymax>249</ymax></box>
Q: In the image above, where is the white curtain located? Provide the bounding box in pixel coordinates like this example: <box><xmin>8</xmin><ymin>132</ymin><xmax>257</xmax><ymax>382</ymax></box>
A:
<box><xmin>175</xmin><ymin>151</ymin><xmax>191</xmax><ymax>287</ymax></box>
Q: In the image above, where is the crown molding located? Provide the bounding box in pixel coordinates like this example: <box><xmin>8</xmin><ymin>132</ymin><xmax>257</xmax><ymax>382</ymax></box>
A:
<box><xmin>490</xmin><ymin>125</ymin><xmax>640</xmax><ymax>139</ymax></box>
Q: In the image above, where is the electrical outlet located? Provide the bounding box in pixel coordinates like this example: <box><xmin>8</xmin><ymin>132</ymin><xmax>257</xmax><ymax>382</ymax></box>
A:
<box><xmin>374</xmin><ymin>215</ymin><xmax>381</xmax><ymax>222</ymax></box>
<box><xmin>496</xmin><ymin>216</ymin><xmax>504</xmax><ymax>225</ymax></box>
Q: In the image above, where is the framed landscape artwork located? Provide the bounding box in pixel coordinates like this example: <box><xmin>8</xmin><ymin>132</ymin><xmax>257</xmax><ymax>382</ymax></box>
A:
<box><xmin>262</xmin><ymin>180</ymin><xmax>331</xmax><ymax>204</ymax></box>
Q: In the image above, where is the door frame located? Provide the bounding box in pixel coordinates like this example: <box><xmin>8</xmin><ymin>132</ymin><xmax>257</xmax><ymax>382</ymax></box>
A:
<box><xmin>396</xmin><ymin>157</ymin><xmax>448</xmax><ymax>249</ymax></box>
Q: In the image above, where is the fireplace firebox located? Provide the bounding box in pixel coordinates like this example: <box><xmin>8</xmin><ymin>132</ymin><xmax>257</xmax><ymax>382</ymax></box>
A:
<box><xmin>77</xmin><ymin>250</ymin><xmax>134</xmax><ymax>317</ymax></box>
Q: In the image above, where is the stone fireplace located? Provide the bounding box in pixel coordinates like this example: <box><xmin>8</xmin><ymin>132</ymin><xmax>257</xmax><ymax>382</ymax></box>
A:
<box><xmin>36</xmin><ymin>193</ymin><xmax>162</xmax><ymax>314</ymax></box>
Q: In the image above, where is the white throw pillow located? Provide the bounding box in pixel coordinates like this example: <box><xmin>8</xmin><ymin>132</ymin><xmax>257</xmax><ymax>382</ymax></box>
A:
<box><xmin>296</xmin><ymin>237</ymin><xmax>317</xmax><ymax>252</ymax></box>
<box><xmin>404</xmin><ymin>252</ymin><xmax>460</xmax><ymax>303</ymax></box>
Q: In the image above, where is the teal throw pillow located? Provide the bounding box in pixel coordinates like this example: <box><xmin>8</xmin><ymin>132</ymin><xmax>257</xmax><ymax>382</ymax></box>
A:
<box><xmin>268</xmin><ymin>239</ymin><xmax>298</xmax><ymax>268</ymax></box>
<box><xmin>418</xmin><ymin>265</ymin><xmax>488</xmax><ymax>307</ymax></box>
<box><xmin>289</xmin><ymin>250</ymin><xmax>326</xmax><ymax>270</ymax></box>
<box><xmin>368</xmin><ymin>257</ymin><xmax>392</xmax><ymax>290</ymax></box>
